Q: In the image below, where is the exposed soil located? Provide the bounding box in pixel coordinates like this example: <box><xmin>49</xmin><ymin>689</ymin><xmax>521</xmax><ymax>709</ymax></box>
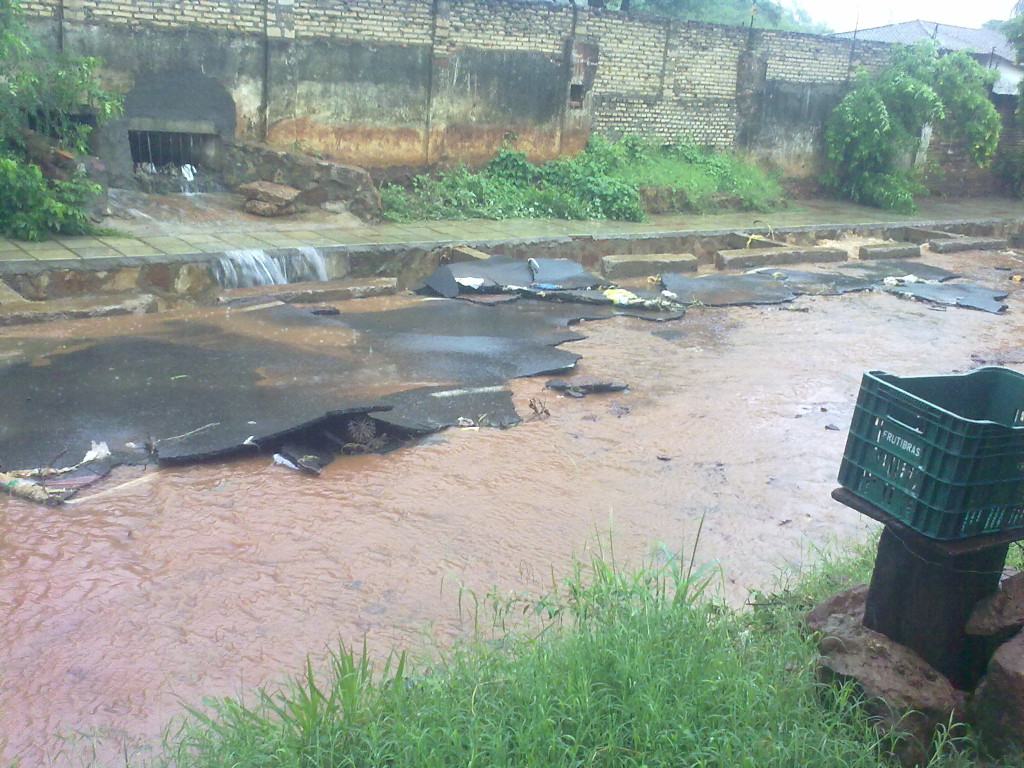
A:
<box><xmin>1</xmin><ymin>249</ymin><xmax>1023</xmax><ymax>765</ymax></box>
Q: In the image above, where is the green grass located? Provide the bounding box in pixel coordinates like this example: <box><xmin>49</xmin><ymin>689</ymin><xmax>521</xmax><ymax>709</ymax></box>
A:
<box><xmin>380</xmin><ymin>135</ymin><xmax>786</xmax><ymax>223</ymax></box>
<box><xmin>168</xmin><ymin>534</ymin><xmax>999</xmax><ymax>768</ymax></box>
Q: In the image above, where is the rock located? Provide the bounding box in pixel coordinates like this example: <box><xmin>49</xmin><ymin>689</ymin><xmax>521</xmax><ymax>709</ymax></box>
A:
<box><xmin>967</xmin><ymin>571</ymin><xmax>1024</xmax><ymax>636</ymax></box>
<box><xmin>806</xmin><ymin>585</ymin><xmax>964</xmax><ymax>767</ymax></box>
<box><xmin>236</xmin><ymin>180</ymin><xmax>301</xmax><ymax>206</ymax></box>
<box><xmin>805</xmin><ymin>583</ymin><xmax>869</xmax><ymax>632</ymax></box>
<box><xmin>969</xmin><ymin>632</ymin><xmax>1024</xmax><ymax>757</ymax></box>
<box><xmin>218</xmin><ymin>142</ymin><xmax>381</xmax><ymax>221</ymax></box>
<box><xmin>243</xmin><ymin>199</ymin><xmax>296</xmax><ymax>217</ymax></box>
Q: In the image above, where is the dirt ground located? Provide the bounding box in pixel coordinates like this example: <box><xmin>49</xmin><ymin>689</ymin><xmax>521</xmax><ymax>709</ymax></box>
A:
<box><xmin>1</xmin><ymin>248</ymin><xmax>1023</xmax><ymax>765</ymax></box>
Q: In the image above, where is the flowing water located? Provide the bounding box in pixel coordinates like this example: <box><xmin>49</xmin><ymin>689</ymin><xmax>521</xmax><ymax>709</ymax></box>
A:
<box><xmin>211</xmin><ymin>246</ymin><xmax>330</xmax><ymax>288</ymax></box>
<box><xmin>1</xmin><ymin>251</ymin><xmax>1022</xmax><ymax>765</ymax></box>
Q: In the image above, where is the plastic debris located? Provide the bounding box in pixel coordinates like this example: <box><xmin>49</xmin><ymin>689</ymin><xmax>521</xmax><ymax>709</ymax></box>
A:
<box><xmin>82</xmin><ymin>441</ymin><xmax>111</xmax><ymax>463</ymax></box>
<box><xmin>272</xmin><ymin>453</ymin><xmax>299</xmax><ymax>471</ymax></box>
<box><xmin>1</xmin><ymin>473</ymin><xmax>52</xmax><ymax>504</ymax></box>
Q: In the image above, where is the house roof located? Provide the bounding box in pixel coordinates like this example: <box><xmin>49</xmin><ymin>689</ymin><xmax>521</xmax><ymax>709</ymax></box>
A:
<box><xmin>833</xmin><ymin>20</ymin><xmax>1015</xmax><ymax>62</ymax></box>
<box><xmin>832</xmin><ymin>20</ymin><xmax>1021</xmax><ymax>95</ymax></box>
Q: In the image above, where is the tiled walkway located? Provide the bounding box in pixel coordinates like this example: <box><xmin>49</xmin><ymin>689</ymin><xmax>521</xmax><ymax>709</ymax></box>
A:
<box><xmin>1</xmin><ymin>196</ymin><xmax>1021</xmax><ymax>269</ymax></box>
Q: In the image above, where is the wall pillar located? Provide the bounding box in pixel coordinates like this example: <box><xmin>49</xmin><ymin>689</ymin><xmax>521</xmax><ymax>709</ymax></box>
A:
<box><xmin>425</xmin><ymin>0</ymin><xmax>451</xmax><ymax>165</ymax></box>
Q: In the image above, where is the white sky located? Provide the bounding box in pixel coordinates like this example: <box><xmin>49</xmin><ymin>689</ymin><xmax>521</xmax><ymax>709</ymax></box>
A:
<box><xmin>794</xmin><ymin>0</ymin><xmax>1019</xmax><ymax>32</ymax></box>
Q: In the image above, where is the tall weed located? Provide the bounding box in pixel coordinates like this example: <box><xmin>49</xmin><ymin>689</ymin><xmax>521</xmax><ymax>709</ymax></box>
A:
<box><xmin>170</xmin><ymin>536</ymin><xmax>917</xmax><ymax>768</ymax></box>
<box><xmin>381</xmin><ymin>135</ymin><xmax>784</xmax><ymax>223</ymax></box>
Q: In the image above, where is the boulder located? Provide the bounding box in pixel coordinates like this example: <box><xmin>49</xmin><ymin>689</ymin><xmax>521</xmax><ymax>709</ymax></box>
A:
<box><xmin>806</xmin><ymin>585</ymin><xmax>964</xmax><ymax>767</ymax></box>
<box><xmin>967</xmin><ymin>571</ymin><xmax>1024</xmax><ymax>636</ymax></box>
<box><xmin>236</xmin><ymin>180</ymin><xmax>301</xmax><ymax>206</ymax></box>
<box><xmin>219</xmin><ymin>142</ymin><xmax>381</xmax><ymax>220</ymax></box>
<box><xmin>243</xmin><ymin>199</ymin><xmax>296</xmax><ymax>217</ymax></box>
<box><xmin>969</xmin><ymin>632</ymin><xmax>1024</xmax><ymax>757</ymax></box>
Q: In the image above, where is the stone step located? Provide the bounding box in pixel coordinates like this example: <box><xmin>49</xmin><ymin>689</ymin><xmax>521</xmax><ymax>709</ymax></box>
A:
<box><xmin>715</xmin><ymin>246</ymin><xmax>847</xmax><ymax>270</ymax></box>
<box><xmin>215</xmin><ymin>277</ymin><xmax>399</xmax><ymax>306</ymax></box>
<box><xmin>0</xmin><ymin>280</ymin><xmax>30</xmax><ymax>305</ymax></box>
<box><xmin>601</xmin><ymin>252</ymin><xmax>698</xmax><ymax>279</ymax></box>
<box><xmin>928</xmin><ymin>237</ymin><xmax>1008</xmax><ymax>254</ymax></box>
<box><xmin>901</xmin><ymin>226</ymin><xmax>956</xmax><ymax>244</ymax></box>
<box><xmin>0</xmin><ymin>293</ymin><xmax>157</xmax><ymax>326</ymax></box>
<box><xmin>859</xmin><ymin>242</ymin><xmax>922</xmax><ymax>260</ymax></box>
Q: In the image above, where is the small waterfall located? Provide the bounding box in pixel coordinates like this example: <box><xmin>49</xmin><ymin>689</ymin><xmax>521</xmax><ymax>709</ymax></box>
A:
<box><xmin>292</xmin><ymin>246</ymin><xmax>329</xmax><ymax>283</ymax></box>
<box><xmin>212</xmin><ymin>247</ymin><xmax>330</xmax><ymax>289</ymax></box>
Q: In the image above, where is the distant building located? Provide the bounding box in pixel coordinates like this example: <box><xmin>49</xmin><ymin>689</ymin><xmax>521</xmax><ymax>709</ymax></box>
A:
<box><xmin>833</xmin><ymin>20</ymin><xmax>1022</xmax><ymax>95</ymax></box>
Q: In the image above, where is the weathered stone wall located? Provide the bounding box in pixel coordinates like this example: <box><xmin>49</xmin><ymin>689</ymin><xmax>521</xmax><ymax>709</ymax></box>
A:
<box><xmin>27</xmin><ymin>0</ymin><xmax>1000</xmax><ymax>191</ymax></box>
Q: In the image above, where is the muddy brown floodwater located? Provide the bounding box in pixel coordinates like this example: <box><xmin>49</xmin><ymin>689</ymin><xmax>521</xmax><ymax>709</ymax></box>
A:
<box><xmin>1</xmin><ymin>251</ymin><xmax>1023</xmax><ymax>765</ymax></box>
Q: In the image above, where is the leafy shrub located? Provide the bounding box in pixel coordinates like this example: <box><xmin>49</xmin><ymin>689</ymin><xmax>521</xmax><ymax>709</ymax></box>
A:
<box><xmin>0</xmin><ymin>155</ymin><xmax>100</xmax><ymax>240</ymax></box>
<box><xmin>996</xmin><ymin>150</ymin><xmax>1024</xmax><ymax>198</ymax></box>
<box><xmin>0</xmin><ymin>0</ymin><xmax>120</xmax><ymax>239</ymax></box>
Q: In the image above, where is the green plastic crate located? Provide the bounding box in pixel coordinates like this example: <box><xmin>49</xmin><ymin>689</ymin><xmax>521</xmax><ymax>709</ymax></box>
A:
<box><xmin>838</xmin><ymin>367</ymin><xmax>1024</xmax><ymax>540</ymax></box>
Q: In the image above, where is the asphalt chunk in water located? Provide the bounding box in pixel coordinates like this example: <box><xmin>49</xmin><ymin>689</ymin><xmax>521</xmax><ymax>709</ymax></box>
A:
<box><xmin>748</xmin><ymin>268</ymin><xmax>874</xmax><ymax>295</ymax></box>
<box><xmin>660</xmin><ymin>273</ymin><xmax>798</xmax><ymax>306</ymax></box>
<box><xmin>884</xmin><ymin>282</ymin><xmax>1010</xmax><ymax>313</ymax></box>
<box><xmin>836</xmin><ymin>260</ymin><xmax>959</xmax><ymax>283</ymax></box>
<box><xmin>371</xmin><ymin>385</ymin><xmax>521</xmax><ymax>434</ymax></box>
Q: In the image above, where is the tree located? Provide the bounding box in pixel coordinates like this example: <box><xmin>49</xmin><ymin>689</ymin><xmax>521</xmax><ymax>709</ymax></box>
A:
<box><xmin>611</xmin><ymin>0</ymin><xmax>828</xmax><ymax>32</ymax></box>
<box><xmin>823</xmin><ymin>43</ymin><xmax>1001</xmax><ymax>212</ymax></box>
<box><xmin>0</xmin><ymin>0</ymin><xmax>121</xmax><ymax>239</ymax></box>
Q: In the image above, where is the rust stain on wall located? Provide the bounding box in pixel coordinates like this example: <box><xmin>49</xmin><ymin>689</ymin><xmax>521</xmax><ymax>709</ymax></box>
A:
<box><xmin>431</xmin><ymin>124</ymin><xmax>562</xmax><ymax>166</ymax></box>
<box><xmin>268</xmin><ymin>118</ymin><xmax>575</xmax><ymax>169</ymax></box>
<box><xmin>268</xmin><ymin>117</ymin><xmax>427</xmax><ymax>167</ymax></box>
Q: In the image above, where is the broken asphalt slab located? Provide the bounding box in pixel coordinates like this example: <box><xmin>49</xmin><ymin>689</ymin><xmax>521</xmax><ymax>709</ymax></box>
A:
<box><xmin>835</xmin><ymin>260</ymin><xmax>958</xmax><ymax>283</ymax></box>
<box><xmin>661</xmin><ymin>260</ymin><xmax>982</xmax><ymax>309</ymax></box>
<box><xmin>660</xmin><ymin>273</ymin><xmax>798</xmax><ymax>306</ymax></box>
<box><xmin>884</xmin><ymin>282</ymin><xmax>1010</xmax><ymax>313</ymax></box>
<box><xmin>0</xmin><ymin>299</ymin><xmax>619</xmax><ymax>474</ymax></box>
<box><xmin>418</xmin><ymin>254</ymin><xmax>686</xmax><ymax>318</ymax></box>
<box><xmin>748</xmin><ymin>268</ymin><xmax>874</xmax><ymax>296</ymax></box>
<box><xmin>370</xmin><ymin>385</ymin><xmax>521</xmax><ymax>434</ymax></box>
<box><xmin>420</xmin><ymin>254</ymin><xmax>606</xmax><ymax>298</ymax></box>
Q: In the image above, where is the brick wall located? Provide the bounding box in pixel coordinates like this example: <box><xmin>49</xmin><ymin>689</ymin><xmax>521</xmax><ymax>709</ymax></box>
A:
<box><xmin>20</xmin><ymin>0</ymin><xmax>59</xmax><ymax>19</ymax></box>
<box><xmin>67</xmin><ymin>0</ymin><xmax>265</xmax><ymax>33</ymax></box>
<box><xmin>20</xmin><ymin>0</ymin><xmax>915</xmax><ymax>172</ymax></box>
<box><xmin>447</xmin><ymin>0</ymin><xmax>574</xmax><ymax>55</ymax></box>
<box><xmin>294</xmin><ymin>0</ymin><xmax>432</xmax><ymax>44</ymax></box>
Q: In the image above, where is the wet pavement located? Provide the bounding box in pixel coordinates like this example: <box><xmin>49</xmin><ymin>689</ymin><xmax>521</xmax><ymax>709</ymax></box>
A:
<box><xmin>0</xmin><ymin>194</ymin><xmax>1021</xmax><ymax>269</ymax></box>
<box><xmin>1</xmin><ymin>247</ymin><xmax>1024</xmax><ymax>765</ymax></box>
<box><xmin>0</xmin><ymin>299</ymin><xmax>603</xmax><ymax>473</ymax></box>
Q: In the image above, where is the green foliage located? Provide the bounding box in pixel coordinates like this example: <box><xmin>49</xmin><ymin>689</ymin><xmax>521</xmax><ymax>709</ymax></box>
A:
<box><xmin>1002</xmin><ymin>14</ymin><xmax>1024</xmax><ymax>107</ymax></box>
<box><xmin>1003</xmin><ymin>14</ymin><xmax>1024</xmax><ymax>63</ymax></box>
<box><xmin>610</xmin><ymin>135</ymin><xmax>786</xmax><ymax>212</ymax></box>
<box><xmin>381</xmin><ymin>135</ymin><xmax>784</xmax><ymax>223</ymax></box>
<box><xmin>995</xmin><ymin>149</ymin><xmax>1024</xmax><ymax>197</ymax></box>
<box><xmin>620</xmin><ymin>0</ymin><xmax>828</xmax><ymax>32</ymax></box>
<box><xmin>172</xmin><ymin>541</ymin><xmax>911</xmax><ymax>768</ymax></box>
<box><xmin>823</xmin><ymin>43</ymin><xmax>1001</xmax><ymax>213</ymax></box>
<box><xmin>0</xmin><ymin>153</ymin><xmax>100</xmax><ymax>240</ymax></box>
<box><xmin>0</xmin><ymin>0</ymin><xmax>121</xmax><ymax>239</ymax></box>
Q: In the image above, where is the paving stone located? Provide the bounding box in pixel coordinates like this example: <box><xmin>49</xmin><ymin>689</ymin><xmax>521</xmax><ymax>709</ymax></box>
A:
<box><xmin>0</xmin><ymin>293</ymin><xmax>156</xmax><ymax>326</ymax></box>
<box><xmin>601</xmin><ymin>253</ymin><xmax>698</xmax><ymax>279</ymax></box>
<box><xmin>215</xmin><ymin>277</ymin><xmax>398</xmax><ymax>306</ymax></box>
<box><xmin>859</xmin><ymin>242</ymin><xmax>922</xmax><ymax>260</ymax></box>
<box><xmin>715</xmin><ymin>246</ymin><xmax>847</xmax><ymax>270</ymax></box>
<box><xmin>929</xmin><ymin>237</ymin><xmax>1008</xmax><ymax>253</ymax></box>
